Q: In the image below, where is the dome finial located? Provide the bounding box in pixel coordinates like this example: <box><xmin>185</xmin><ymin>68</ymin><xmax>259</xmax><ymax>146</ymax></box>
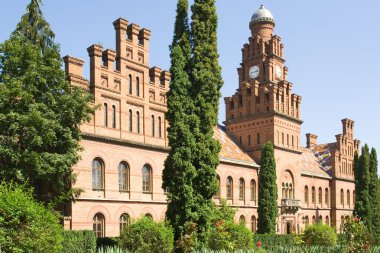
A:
<box><xmin>250</xmin><ymin>5</ymin><xmax>275</xmax><ymax>25</ymax></box>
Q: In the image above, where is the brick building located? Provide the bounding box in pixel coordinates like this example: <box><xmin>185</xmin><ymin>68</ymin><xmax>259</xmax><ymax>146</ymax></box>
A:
<box><xmin>63</xmin><ymin>5</ymin><xmax>359</xmax><ymax>237</ymax></box>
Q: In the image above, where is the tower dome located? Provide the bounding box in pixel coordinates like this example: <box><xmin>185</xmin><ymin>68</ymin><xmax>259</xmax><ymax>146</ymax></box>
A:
<box><xmin>250</xmin><ymin>5</ymin><xmax>275</xmax><ymax>25</ymax></box>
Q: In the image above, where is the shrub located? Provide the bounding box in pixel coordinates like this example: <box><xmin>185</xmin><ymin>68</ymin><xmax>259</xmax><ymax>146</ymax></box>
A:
<box><xmin>176</xmin><ymin>222</ymin><xmax>198</xmax><ymax>253</ymax></box>
<box><xmin>343</xmin><ymin>216</ymin><xmax>372</xmax><ymax>253</ymax></box>
<box><xmin>118</xmin><ymin>216</ymin><xmax>174</xmax><ymax>253</ymax></box>
<box><xmin>302</xmin><ymin>222</ymin><xmax>338</xmax><ymax>246</ymax></box>
<box><xmin>97</xmin><ymin>237</ymin><xmax>119</xmax><ymax>249</ymax></box>
<box><xmin>208</xmin><ymin>220</ymin><xmax>253</xmax><ymax>252</ymax></box>
<box><xmin>0</xmin><ymin>181</ymin><xmax>63</xmax><ymax>252</ymax></box>
<box><xmin>62</xmin><ymin>230</ymin><xmax>96</xmax><ymax>253</ymax></box>
<box><xmin>253</xmin><ymin>234</ymin><xmax>295</xmax><ymax>248</ymax></box>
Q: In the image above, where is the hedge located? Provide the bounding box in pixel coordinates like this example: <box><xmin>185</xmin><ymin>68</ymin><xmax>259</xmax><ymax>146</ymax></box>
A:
<box><xmin>97</xmin><ymin>237</ymin><xmax>119</xmax><ymax>248</ymax></box>
<box><xmin>253</xmin><ymin>234</ymin><xmax>295</xmax><ymax>248</ymax></box>
<box><xmin>62</xmin><ymin>230</ymin><xmax>96</xmax><ymax>253</ymax></box>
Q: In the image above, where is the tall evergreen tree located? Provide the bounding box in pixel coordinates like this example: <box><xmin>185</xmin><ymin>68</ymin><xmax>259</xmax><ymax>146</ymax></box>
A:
<box><xmin>354</xmin><ymin>145</ymin><xmax>371</xmax><ymax>229</ymax></box>
<box><xmin>0</xmin><ymin>0</ymin><xmax>93</xmax><ymax>204</ymax></box>
<box><xmin>190</xmin><ymin>0</ymin><xmax>223</xmax><ymax>245</ymax></box>
<box><xmin>369</xmin><ymin>148</ymin><xmax>380</xmax><ymax>238</ymax></box>
<box><xmin>257</xmin><ymin>142</ymin><xmax>278</xmax><ymax>234</ymax></box>
<box><xmin>162</xmin><ymin>0</ymin><xmax>198</xmax><ymax>241</ymax></box>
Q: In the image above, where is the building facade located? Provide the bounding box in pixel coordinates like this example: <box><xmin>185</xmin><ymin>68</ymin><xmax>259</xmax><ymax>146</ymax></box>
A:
<box><xmin>63</xmin><ymin>5</ymin><xmax>359</xmax><ymax>237</ymax></box>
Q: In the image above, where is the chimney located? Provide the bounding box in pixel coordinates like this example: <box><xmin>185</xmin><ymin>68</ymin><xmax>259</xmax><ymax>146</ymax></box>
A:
<box><xmin>306</xmin><ymin>133</ymin><xmax>318</xmax><ymax>148</ymax></box>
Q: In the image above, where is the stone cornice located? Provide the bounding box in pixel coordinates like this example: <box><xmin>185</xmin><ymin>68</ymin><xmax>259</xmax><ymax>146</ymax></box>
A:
<box><xmin>225</xmin><ymin>111</ymin><xmax>303</xmax><ymax>126</ymax></box>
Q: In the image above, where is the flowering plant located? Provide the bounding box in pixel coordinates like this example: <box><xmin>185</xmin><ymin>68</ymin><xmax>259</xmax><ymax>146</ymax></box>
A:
<box><xmin>343</xmin><ymin>216</ymin><xmax>372</xmax><ymax>253</ymax></box>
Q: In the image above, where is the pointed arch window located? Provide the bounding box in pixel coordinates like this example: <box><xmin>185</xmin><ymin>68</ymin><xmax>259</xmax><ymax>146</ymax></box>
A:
<box><xmin>251</xmin><ymin>216</ymin><xmax>257</xmax><ymax>233</ymax></box>
<box><xmin>119</xmin><ymin>213</ymin><xmax>130</xmax><ymax>235</ymax></box>
<box><xmin>151</xmin><ymin>115</ymin><xmax>155</xmax><ymax>137</ymax></box>
<box><xmin>226</xmin><ymin>177</ymin><xmax>233</xmax><ymax>200</ymax></box>
<box><xmin>136</xmin><ymin>77</ymin><xmax>140</xmax><ymax>97</ymax></box>
<box><xmin>215</xmin><ymin>175</ymin><xmax>221</xmax><ymax>198</ymax></box>
<box><xmin>136</xmin><ymin>111</ymin><xmax>140</xmax><ymax>134</ymax></box>
<box><xmin>318</xmin><ymin>187</ymin><xmax>322</xmax><ymax>205</ymax></box>
<box><xmin>340</xmin><ymin>189</ymin><xmax>344</xmax><ymax>206</ymax></box>
<box><xmin>129</xmin><ymin>110</ymin><xmax>133</xmax><ymax>132</ymax></box>
<box><xmin>304</xmin><ymin>186</ymin><xmax>309</xmax><ymax>206</ymax></box>
<box><xmin>239</xmin><ymin>178</ymin><xmax>245</xmax><ymax>200</ymax></box>
<box><xmin>325</xmin><ymin>188</ymin><xmax>329</xmax><ymax>207</ymax></box>
<box><xmin>128</xmin><ymin>74</ymin><xmax>132</xmax><ymax>94</ymax></box>
<box><xmin>239</xmin><ymin>215</ymin><xmax>246</xmax><ymax>224</ymax></box>
<box><xmin>311</xmin><ymin>187</ymin><xmax>316</xmax><ymax>204</ymax></box>
<box><xmin>92</xmin><ymin>159</ymin><xmax>104</xmax><ymax>191</ymax></box>
<box><xmin>250</xmin><ymin>180</ymin><xmax>256</xmax><ymax>202</ymax></box>
<box><xmin>112</xmin><ymin>105</ymin><xmax>116</xmax><ymax>128</ymax></box>
<box><xmin>142</xmin><ymin>165</ymin><xmax>152</xmax><ymax>193</ymax></box>
<box><xmin>305</xmin><ymin>216</ymin><xmax>310</xmax><ymax>227</ymax></box>
<box><xmin>93</xmin><ymin>213</ymin><xmax>105</xmax><ymax>238</ymax></box>
<box><xmin>158</xmin><ymin>116</ymin><xmax>162</xmax><ymax>138</ymax></box>
<box><xmin>118</xmin><ymin>162</ymin><xmax>129</xmax><ymax>192</ymax></box>
<box><xmin>325</xmin><ymin>216</ymin><xmax>330</xmax><ymax>226</ymax></box>
<box><xmin>104</xmin><ymin>103</ymin><xmax>108</xmax><ymax>127</ymax></box>
<box><xmin>347</xmin><ymin>190</ymin><xmax>350</xmax><ymax>208</ymax></box>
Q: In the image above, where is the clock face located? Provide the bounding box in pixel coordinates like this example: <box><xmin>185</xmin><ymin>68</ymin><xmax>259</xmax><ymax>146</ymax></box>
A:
<box><xmin>276</xmin><ymin>65</ymin><xmax>282</xmax><ymax>78</ymax></box>
<box><xmin>249</xmin><ymin>65</ymin><xmax>259</xmax><ymax>79</ymax></box>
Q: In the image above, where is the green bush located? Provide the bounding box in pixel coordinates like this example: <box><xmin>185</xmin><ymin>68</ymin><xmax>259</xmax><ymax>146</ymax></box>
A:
<box><xmin>62</xmin><ymin>230</ymin><xmax>96</xmax><ymax>253</ymax></box>
<box><xmin>302</xmin><ymin>222</ymin><xmax>337</xmax><ymax>246</ymax></box>
<box><xmin>97</xmin><ymin>237</ymin><xmax>119</xmax><ymax>249</ymax></box>
<box><xmin>253</xmin><ymin>234</ymin><xmax>295</xmax><ymax>248</ymax></box>
<box><xmin>0</xmin><ymin>181</ymin><xmax>63</xmax><ymax>252</ymax></box>
<box><xmin>118</xmin><ymin>216</ymin><xmax>174</xmax><ymax>253</ymax></box>
<box><xmin>208</xmin><ymin>220</ymin><xmax>253</xmax><ymax>252</ymax></box>
<box><xmin>343</xmin><ymin>216</ymin><xmax>372</xmax><ymax>253</ymax></box>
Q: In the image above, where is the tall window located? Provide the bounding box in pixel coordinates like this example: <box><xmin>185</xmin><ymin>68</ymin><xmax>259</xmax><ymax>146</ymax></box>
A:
<box><xmin>136</xmin><ymin>77</ymin><xmax>140</xmax><ymax>97</ymax></box>
<box><xmin>305</xmin><ymin>216</ymin><xmax>309</xmax><ymax>227</ymax></box>
<box><xmin>142</xmin><ymin>165</ymin><xmax>152</xmax><ymax>193</ymax></box>
<box><xmin>226</xmin><ymin>177</ymin><xmax>233</xmax><ymax>199</ymax></box>
<box><xmin>347</xmin><ymin>190</ymin><xmax>350</xmax><ymax>208</ymax></box>
<box><xmin>325</xmin><ymin>216</ymin><xmax>329</xmax><ymax>226</ymax></box>
<box><xmin>282</xmin><ymin>133</ymin><xmax>284</xmax><ymax>145</ymax></box>
<box><xmin>250</xmin><ymin>180</ymin><xmax>256</xmax><ymax>202</ymax></box>
<box><xmin>251</xmin><ymin>216</ymin><xmax>257</xmax><ymax>233</ymax></box>
<box><xmin>239</xmin><ymin>215</ymin><xmax>246</xmax><ymax>224</ymax></box>
<box><xmin>136</xmin><ymin>111</ymin><xmax>140</xmax><ymax>134</ymax></box>
<box><xmin>215</xmin><ymin>175</ymin><xmax>221</xmax><ymax>198</ymax></box>
<box><xmin>304</xmin><ymin>186</ymin><xmax>309</xmax><ymax>206</ymax></box>
<box><xmin>312</xmin><ymin>216</ymin><xmax>316</xmax><ymax>224</ymax></box>
<box><xmin>129</xmin><ymin>110</ymin><xmax>133</xmax><ymax>132</ymax></box>
<box><xmin>311</xmin><ymin>187</ymin><xmax>316</xmax><ymax>204</ymax></box>
<box><xmin>92</xmin><ymin>159</ymin><xmax>104</xmax><ymax>191</ymax></box>
<box><xmin>112</xmin><ymin>105</ymin><xmax>116</xmax><ymax>128</ymax></box>
<box><xmin>340</xmin><ymin>189</ymin><xmax>344</xmax><ymax>206</ymax></box>
<box><xmin>118</xmin><ymin>162</ymin><xmax>129</xmax><ymax>192</ymax></box>
<box><xmin>119</xmin><ymin>213</ymin><xmax>130</xmax><ymax>235</ymax></box>
<box><xmin>104</xmin><ymin>103</ymin><xmax>108</xmax><ymax>127</ymax></box>
<box><xmin>93</xmin><ymin>213</ymin><xmax>105</xmax><ymax>238</ymax></box>
<box><xmin>128</xmin><ymin>74</ymin><xmax>132</xmax><ymax>94</ymax></box>
<box><xmin>318</xmin><ymin>187</ymin><xmax>322</xmax><ymax>205</ymax></box>
<box><xmin>239</xmin><ymin>178</ymin><xmax>245</xmax><ymax>200</ymax></box>
<box><xmin>325</xmin><ymin>188</ymin><xmax>329</xmax><ymax>207</ymax></box>
<box><xmin>158</xmin><ymin>116</ymin><xmax>162</xmax><ymax>138</ymax></box>
<box><xmin>151</xmin><ymin>115</ymin><xmax>155</xmax><ymax>137</ymax></box>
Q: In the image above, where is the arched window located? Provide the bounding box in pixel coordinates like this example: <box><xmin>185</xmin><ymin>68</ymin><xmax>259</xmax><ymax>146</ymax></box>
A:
<box><xmin>215</xmin><ymin>175</ymin><xmax>221</xmax><ymax>198</ymax></box>
<box><xmin>239</xmin><ymin>178</ymin><xmax>245</xmax><ymax>200</ymax></box>
<box><xmin>239</xmin><ymin>215</ymin><xmax>246</xmax><ymax>224</ymax></box>
<box><xmin>119</xmin><ymin>213</ymin><xmax>130</xmax><ymax>235</ymax></box>
<box><xmin>353</xmin><ymin>190</ymin><xmax>356</xmax><ymax>206</ymax></box>
<box><xmin>136</xmin><ymin>77</ymin><xmax>140</xmax><ymax>97</ymax></box>
<box><xmin>318</xmin><ymin>187</ymin><xmax>322</xmax><ymax>205</ymax></box>
<box><xmin>292</xmin><ymin>135</ymin><xmax>294</xmax><ymax>147</ymax></box>
<box><xmin>304</xmin><ymin>186</ymin><xmax>309</xmax><ymax>206</ymax></box>
<box><xmin>118</xmin><ymin>162</ymin><xmax>129</xmax><ymax>192</ymax></box>
<box><xmin>226</xmin><ymin>177</ymin><xmax>233</xmax><ymax>200</ymax></box>
<box><xmin>340</xmin><ymin>215</ymin><xmax>345</xmax><ymax>233</ymax></box>
<box><xmin>305</xmin><ymin>216</ymin><xmax>310</xmax><ymax>227</ymax></box>
<box><xmin>158</xmin><ymin>116</ymin><xmax>162</xmax><ymax>138</ymax></box>
<box><xmin>289</xmin><ymin>183</ymin><xmax>293</xmax><ymax>199</ymax></box>
<box><xmin>251</xmin><ymin>216</ymin><xmax>257</xmax><ymax>233</ymax></box>
<box><xmin>112</xmin><ymin>105</ymin><xmax>116</xmax><ymax>128</ymax></box>
<box><xmin>145</xmin><ymin>213</ymin><xmax>153</xmax><ymax>219</ymax></box>
<box><xmin>282</xmin><ymin>183</ymin><xmax>286</xmax><ymax>199</ymax></box>
<box><xmin>250</xmin><ymin>180</ymin><xmax>256</xmax><ymax>202</ymax></box>
<box><xmin>325</xmin><ymin>216</ymin><xmax>329</xmax><ymax>226</ymax></box>
<box><xmin>347</xmin><ymin>190</ymin><xmax>350</xmax><ymax>208</ymax></box>
<box><xmin>128</xmin><ymin>74</ymin><xmax>132</xmax><ymax>94</ymax></box>
<box><xmin>312</xmin><ymin>215</ymin><xmax>316</xmax><ymax>224</ymax></box>
<box><xmin>340</xmin><ymin>189</ymin><xmax>344</xmax><ymax>207</ymax></box>
<box><xmin>136</xmin><ymin>111</ymin><xmax>140</xmax><ymax>134</ymax></box>
<box><xmin>129</xmin><ymin>109</ymin><xmax>133</xmax><ymax>132</ymax></box>
<box><xmin>92</xmin><ymin>159</ymin><xmax>104</xmax><ymax>191</ymax></box>
<box><xmin>142</xmin><ymin>165</ymin><xmax>152</xmax><ymax>193</ymax></box>
<box><xmin>287</xmin><ymin>134</ymin><xmax>289</xmax><ymax>146</ymax></box>
<box><xmin>151</xmin><ymin>115</ymin><xmax>155</xmax><ymax>137</ymax></box>
<box><xmin>93</xmin><ymin>213</ymin><xmax>105</xmax><ymax>238</ymax></box>
<box><xmin>319</xmin><ymin>215</ymin><xmax>323</xmax><ymax>223</ymax></box>
<box><xmin>282</xmin><ymin>133</ymin><xmax>284</xmax><ymax>145</ymax></box>
<box><xmin>325</xmin><ymin>188</ymin><xmax>329</xmax><ymax>207</ymax></box>
<box><xmin>312</xmin><ymin>187</ymin><xmax>316</xmax><ymax>204</ymax></box>
<box><xmin>104</xmin><ymin>103</ymin><xmax>108</xmax><ymax>127</ymax></box>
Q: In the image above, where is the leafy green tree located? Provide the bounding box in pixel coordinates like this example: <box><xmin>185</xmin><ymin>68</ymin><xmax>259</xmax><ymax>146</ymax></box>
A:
<box><xmin>369</xmin><ymin>148</ymin><xmax>380</xmax><ymax>241</ymax></box>
<box><xmin>0</xmin><ymin>181</ymin><xmax>63</xmax><ymax>252</ymax></box>
<box><xmin>302</xmin><ymin>222</ymin><xmax>338</xmax><ymax>246</ymax></box>
<box><xmin>163</xmin><ymin>0</ymin><xmax>199</xmax><ymax>241</ymax></box>
<box><xmin>190</xmin><ymin>0</ymin><xmax>223</xmax><ymax>245</ymax></box>
<box><xmin>0</xmin><ymin>0</ymin><xmax>93</xmax><ymax>204</ymax></box>
<box><xmin>354</xmin><ymin>145</ymin><xmax>371</xmax><ymax>230</ymax></box>
<box><xmin>257</xmin><ymin>142</ymin><xmax>278</xmax><ymax>234</ymax></box>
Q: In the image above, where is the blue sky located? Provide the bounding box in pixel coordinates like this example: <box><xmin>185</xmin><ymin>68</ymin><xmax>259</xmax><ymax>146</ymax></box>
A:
<box><xmin>1</xmin><ymin>0</ymin><xmax>379</xmax><ymax>154</ymax></box>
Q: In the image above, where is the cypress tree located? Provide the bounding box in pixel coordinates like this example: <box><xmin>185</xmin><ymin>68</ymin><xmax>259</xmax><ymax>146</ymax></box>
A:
<box><xmin>190</xmin><ymin>0</ymin><xmax>223</xmax><ymax>245</ymax></box>
<box><xmin>0</xmin><ymin>0</ymin><xmax>93</xmax><ymax>204</ymax></box>
<box><xmin>369</xmin><ymin>148</ymin><xmax>380</xmax><ymax>238</ymax></box>
<box><xmin>162</xmin><ymin>0</ymin><xmax>198</xmax><ymax>241</ymax></box>
<box><xmin>354</xmin><ymin>145</ymin><xmax>371</xmax><ymax>229</ymax></box>
<box><xmin>257</xmin><ymin>142</ymin><xmax>278</xmax><ymax>234</ymax></box>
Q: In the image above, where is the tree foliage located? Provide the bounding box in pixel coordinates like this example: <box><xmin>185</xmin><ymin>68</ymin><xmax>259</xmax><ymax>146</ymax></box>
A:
<box><xmin>257</xmin><ymin>142</ymin><xmax>278</xmax><ymax>234</ymax></box>
<box><xmin>0</xmin><ymin>181</ymin><xmax>63</xmax><ymax>252</ymax></box>
<box><xmin>0</xmin><ymin>0</ymin><xmax>94</xmax><ymax>204</ymax></box>
<box><xmin>369</xmin><ymin>148</ymin><xmax>380</xmax><ymax>241</ymax></box>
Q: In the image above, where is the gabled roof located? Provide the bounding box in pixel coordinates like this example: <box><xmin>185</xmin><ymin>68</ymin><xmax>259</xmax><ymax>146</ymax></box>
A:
<box><xmin>213</xmin><ymin>125</ymin><xmax>259</xmax><ymax>168</ymax></box>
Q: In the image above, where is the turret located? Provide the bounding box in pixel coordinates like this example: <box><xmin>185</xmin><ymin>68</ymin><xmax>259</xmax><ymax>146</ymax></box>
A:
<box><xmin>249</xmin><ymin>5</ymin><xmax>275</xmax><ymax>42</ymax></box>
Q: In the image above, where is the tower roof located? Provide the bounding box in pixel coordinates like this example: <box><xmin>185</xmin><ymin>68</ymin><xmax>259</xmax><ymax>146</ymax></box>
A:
<box><xmin>250</xmin><ymin>5</ymin><xmax>275</xmax><ymax>25</ymax></box>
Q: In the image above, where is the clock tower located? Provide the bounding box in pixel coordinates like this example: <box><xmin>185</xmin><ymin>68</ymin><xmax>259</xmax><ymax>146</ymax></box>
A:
<box><xmin>224</xmin><ymin>5</ymin><xmax>303</xmax><ymax>161</ymax></box>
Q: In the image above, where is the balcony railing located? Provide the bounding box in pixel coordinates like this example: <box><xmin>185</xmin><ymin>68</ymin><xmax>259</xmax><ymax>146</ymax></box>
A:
<box><xmin>281</xmin><ymin>198</ymin><xmax>301</xmax><ymax>207</ymax></box>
